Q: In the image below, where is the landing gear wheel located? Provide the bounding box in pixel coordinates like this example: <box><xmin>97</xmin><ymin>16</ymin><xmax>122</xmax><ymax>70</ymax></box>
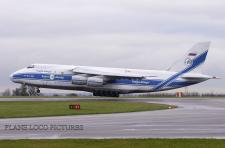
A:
<box><xmin>112</xmin><ymin>92</ymin><xmax>119</xmax><ymax>97</ymax></box>
<box><xmin>36</xmin><ymin>89</ymin><xmax>40</xmax><ymax>94</ymax></box>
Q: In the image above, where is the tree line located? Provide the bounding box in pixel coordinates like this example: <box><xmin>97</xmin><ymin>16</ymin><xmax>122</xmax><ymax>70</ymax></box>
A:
<box><xmin>1</xmin><ymin>85</ymin><xmax>40</xmax><ymax>96</ymax></box>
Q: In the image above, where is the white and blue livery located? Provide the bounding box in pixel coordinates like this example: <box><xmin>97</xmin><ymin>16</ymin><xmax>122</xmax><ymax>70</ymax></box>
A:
<box><xmin>10</xmin><ymin>42</ymin><xmax>216</xmax><ymax>97</ymax></box>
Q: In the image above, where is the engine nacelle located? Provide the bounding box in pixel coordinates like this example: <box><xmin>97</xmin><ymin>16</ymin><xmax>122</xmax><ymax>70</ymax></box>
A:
<box><xmin>87</xmin><ymin>76</ymin><xmax>104</xmax><ymax>87</ymax></box>
<box><xmin>72</xmin><ymin>74</ymin><xmax>88</xmax><ymax>85</ymax></box>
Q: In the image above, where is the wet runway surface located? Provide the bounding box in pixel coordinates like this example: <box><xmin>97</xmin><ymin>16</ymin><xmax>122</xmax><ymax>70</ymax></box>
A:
<box><xmin>0</xmin><ymin>97</ymin><xmax>225</xmax><ymax>139</ymax></box>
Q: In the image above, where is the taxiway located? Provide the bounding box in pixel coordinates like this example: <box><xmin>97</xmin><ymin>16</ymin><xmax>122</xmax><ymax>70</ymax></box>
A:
<box><xmin>0</xmin><ymin>97</ymin><xmax>225</xmax><ymax>139</ymax></box>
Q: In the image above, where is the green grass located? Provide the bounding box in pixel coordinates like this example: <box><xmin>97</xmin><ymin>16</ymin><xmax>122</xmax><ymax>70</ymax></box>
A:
<box><xmin>0</xmin><ymin>101</ymin><xmax>174</xmax><ymax>118</ymax></box>
<box><xmin>0</xmin><ymin>139</ymin><xmax>225</xmax><ymax>148</ymax></box>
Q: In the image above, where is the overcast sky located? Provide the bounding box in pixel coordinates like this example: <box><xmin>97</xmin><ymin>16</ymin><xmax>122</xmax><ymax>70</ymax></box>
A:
<box><xmin>0</xmin><ymin>0</ymin><xmax>225</xmax><ymax>93</ymax></box>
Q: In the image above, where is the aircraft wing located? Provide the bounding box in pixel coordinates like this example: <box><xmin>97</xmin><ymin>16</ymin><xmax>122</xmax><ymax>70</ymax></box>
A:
<box><xmin>72</xmin><ymin>66</ymin><xmax>152</xmax><ymax>78</ymax></box>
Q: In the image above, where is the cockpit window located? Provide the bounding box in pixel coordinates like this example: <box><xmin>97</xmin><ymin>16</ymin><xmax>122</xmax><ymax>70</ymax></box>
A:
<box><xmin>27</xmin><ymin>65</ymin><xmax>35</xmax><ymax>69</ymax></box>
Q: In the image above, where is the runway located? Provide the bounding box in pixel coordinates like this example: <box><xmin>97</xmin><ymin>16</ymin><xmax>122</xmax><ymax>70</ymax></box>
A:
<box><xmin>0</xmin><ymin>97</ymin><xmax>225</xmax><ymax>139</ymax></box>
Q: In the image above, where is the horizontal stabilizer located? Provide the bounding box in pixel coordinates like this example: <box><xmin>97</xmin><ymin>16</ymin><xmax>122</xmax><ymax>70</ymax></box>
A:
<box><xmin>182</xmin><ymin>74</ymin><xmax>218</xmax><ymax>81</ymax></box>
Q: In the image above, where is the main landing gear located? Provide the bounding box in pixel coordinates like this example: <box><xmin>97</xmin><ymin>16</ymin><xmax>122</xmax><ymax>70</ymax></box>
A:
<box><xmin>93</xmin><ymin>90</ymin><xmax>120</xmax><ymax>97</ymax></box>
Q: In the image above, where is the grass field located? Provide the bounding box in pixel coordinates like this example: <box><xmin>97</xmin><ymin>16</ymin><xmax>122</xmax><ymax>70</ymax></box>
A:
<box><xmin>0</xmin><ymin>139</ymin><xmax>225</xmax><ymax>148</ymax></box>
<box><xmin>0</xmin><ymin>101</ymin><xmax>174</xmax><ymax>118</ymax></box>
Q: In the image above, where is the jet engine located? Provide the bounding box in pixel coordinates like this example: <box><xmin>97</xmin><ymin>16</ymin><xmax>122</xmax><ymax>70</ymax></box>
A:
<box><xmin>87</xmin><ymin>76</ymin><xmax>104</xmax><ymax>87</ymax></box>
<box><xmin>72</xmin><ymin>74</ymin><xmax>88</xmax><ymax>85</ymax></box>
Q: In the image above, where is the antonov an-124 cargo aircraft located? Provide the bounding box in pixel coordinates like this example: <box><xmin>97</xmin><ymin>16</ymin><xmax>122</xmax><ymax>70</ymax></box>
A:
<box><xmin>10</xmin><ymin>42</ymin><xmax>217</xmax><ymax>97</ymax></box>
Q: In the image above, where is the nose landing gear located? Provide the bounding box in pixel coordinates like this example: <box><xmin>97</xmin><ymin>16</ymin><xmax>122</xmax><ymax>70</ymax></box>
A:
<box><xmin>26</xmin><ymin>86</ymin><xmax>40</xmax><ymax>96</ymax></box>
<box><xmin>36</xmin><ymin>88</ymin><xmax>40</xmax><ymax>94</ymax></box>
<box><xmin>16</xmin><ymin>85</ymin><xmax>41</xmax><ymax>96</ymax></box>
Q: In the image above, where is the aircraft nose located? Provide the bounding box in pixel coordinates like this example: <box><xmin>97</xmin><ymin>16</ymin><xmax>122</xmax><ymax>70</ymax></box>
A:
<box><xmin>9</xmin><ymin>73</ymin><xmax>15</xmax><ymax>82</ymax></box>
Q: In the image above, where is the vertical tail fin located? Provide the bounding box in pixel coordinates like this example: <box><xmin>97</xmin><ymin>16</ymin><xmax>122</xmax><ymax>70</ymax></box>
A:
<box><xmin>168</xmin><ymin>42</ymin><xmax>210</xmax><ymax>73</ymax></box>
<box><xmin>154</xmin><ymin>42</ymin><xmax>211</xmax><ymax>91</ymax></box>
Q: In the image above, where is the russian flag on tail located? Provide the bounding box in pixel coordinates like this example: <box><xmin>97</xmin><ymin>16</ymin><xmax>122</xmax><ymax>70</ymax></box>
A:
<box><xmin>188</xmin><ymin>53</ymin><xmax>197</xmax><ymax>56</ymax></box>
